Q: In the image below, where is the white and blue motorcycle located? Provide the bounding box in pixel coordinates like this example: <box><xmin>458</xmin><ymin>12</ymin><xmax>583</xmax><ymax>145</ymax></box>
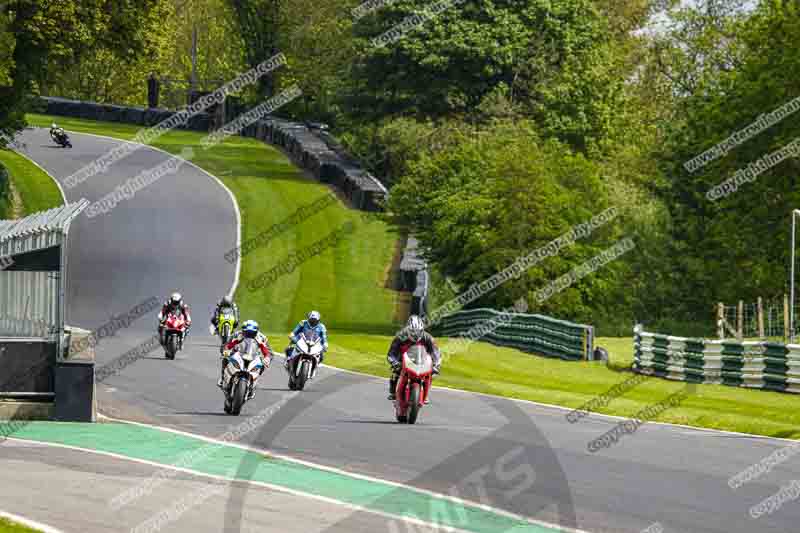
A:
<box><xmin>222</xmin><ymin>338</ymin><xmax>264</xmax><ymax>415</ymax></box>
<box><xmin>286</xmin><ymin>330</ymin><xmax>323</xmax><ymax>391</ymax></box>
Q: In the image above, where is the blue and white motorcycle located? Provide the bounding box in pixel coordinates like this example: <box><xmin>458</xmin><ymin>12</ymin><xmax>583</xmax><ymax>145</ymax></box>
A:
<box><xmin>286</xmin><ymin>330</ymin><xmax>323</xmax><ymax>391</ymax></box>
<box><xmin>222</xmin><ymin>338</ymin><xmax>264</xmax><ymax>415</ymax></box>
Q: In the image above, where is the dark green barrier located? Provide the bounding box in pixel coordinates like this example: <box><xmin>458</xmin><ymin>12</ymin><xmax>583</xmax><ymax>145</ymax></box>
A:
<box><xmin>432</xmin><ymin>308</ymin><xmax>594</xmax><ymax>360</ymax></box>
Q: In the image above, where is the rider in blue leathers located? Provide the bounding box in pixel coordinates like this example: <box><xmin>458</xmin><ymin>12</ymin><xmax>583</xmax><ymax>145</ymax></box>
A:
<box><xmin>285</xmin><ymin>310</ymin><xmax>328</xmax><ymax>368</ymax></box>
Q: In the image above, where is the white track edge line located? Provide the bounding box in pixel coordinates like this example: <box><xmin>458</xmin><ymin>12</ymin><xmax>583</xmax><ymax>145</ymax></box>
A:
<box><xmin>0</xmin><ymin>510</ymin><xmax>66</xmax><ymax>533</ymax></box>
<box><xmin>30</xmin><ymin>131</ymin><xmax>794</xmax><ymax>448</ymax></box>
<box><xmin>4</xmin><ymin>436</ymin><xmax>509</xmax><ymax>533</ymax></box>
<box><xmin>315</xmin><ymin>359</ymin><xmax>800</xmax><ymax>445</ymax></box>
<box><xmin>11</xmin><ymin>148</ymin><xmax>67</xmax><ymax>205</ymax></box>
<box><xmin>55</xmin><ymin>129</ymin><xmax>241</xmax><ymax>297</ymax></box>
<box><xmin>97</xmin><ymin>413</ymin><xmax>589</xmax><ymax>533</ymax></box>
<box><xmin>33</xmin><ymin>123</ymin><xmax>586</xmax><ymax>531</ymax></box>
<box><xmin>36</xmin><ymin>126</ymin><xmax>788</xmax><ymax>445</ymax></box>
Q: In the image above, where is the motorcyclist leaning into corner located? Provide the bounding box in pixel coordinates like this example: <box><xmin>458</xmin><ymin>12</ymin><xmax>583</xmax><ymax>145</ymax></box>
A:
<box><xmin>285</xmin><ymin>310</ymin><xmax>328</xmax><ymax>369</ymax></box>
<box><xmin>50</xmin><ymin>122</ymin><xmax>65</xmax><ymax>143</ymax></box>
<box><xmin>210</xmin><ymin>294</ymin><xmax>239</xmax><ymax>334</ymax></box>
<box><xmin>157</xmin><ymin>292</ymin><xmax>192</xmax><ymax>347</ymax></box>
<box><xmin>219</xmin><ymin>320</ymin><xmax>272</xmax><ymax>398</ymax></box>
<box><xmin>387</xmin><ymin>314</ymin><xmax>441</xmax><ymax>403</ymax></box>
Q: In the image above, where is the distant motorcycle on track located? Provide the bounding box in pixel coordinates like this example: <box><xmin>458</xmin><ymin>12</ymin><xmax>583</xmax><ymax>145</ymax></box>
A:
<box><xmin>214</xmin><ymin>306</ymin><xmax>236</xmax><ymax>352</ymax></box>
<box><xmin>162</xmin><ymin>312</ymin><xmax>188</xmax><ymax>360</ymax></box>
<box><xmin>50</xmin><ymin>129</ymin><xmax>72</xmax><ymax>148</ymax></box>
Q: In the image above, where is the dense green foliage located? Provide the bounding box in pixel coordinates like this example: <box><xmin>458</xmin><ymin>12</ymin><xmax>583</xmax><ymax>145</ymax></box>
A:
<box><xmin>0</xmin><ymin>1</ymin><xmax>171</xmax><ymax>139</ymax></box>
<box><xmin>5</xmin><ymin>0</ymin><xmax>798</xmax><ymax>337</ymax></box>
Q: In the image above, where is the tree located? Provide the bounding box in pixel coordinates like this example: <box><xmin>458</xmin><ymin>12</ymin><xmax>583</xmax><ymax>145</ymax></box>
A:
<box><xmin>0</xmin><ymin>0</ymin><xmax>168</xmax><ymax>139</ymax></box>
<box><xmin>228</xmin><ymin>0</ymin><xmax>282</xmax><ymax>97</ymax></box>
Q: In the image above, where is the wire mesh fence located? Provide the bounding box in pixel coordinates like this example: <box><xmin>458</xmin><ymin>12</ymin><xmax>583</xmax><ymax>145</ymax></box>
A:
<box><xmin>717</xmin><ymin>297</ymin><xmax>791</xmax><ymax>341</ymax></box>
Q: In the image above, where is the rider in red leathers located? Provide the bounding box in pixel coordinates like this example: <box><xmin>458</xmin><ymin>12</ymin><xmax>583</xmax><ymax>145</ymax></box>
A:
<box><xmin>386</xmin><ymin>315</ymin><xmax>441</xmax><ymax>402</ymax></box>
<box><xmin>158</xmin><ymin>292</ymin><xmax>192</xmax><ymax>346</ymax></box>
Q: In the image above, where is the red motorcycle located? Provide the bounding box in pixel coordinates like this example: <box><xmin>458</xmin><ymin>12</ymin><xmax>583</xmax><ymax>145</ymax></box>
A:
<box><xmin>394</xmin><ymin>342</ymin><xmax>433</xmax><ymax>424</ymax></box>
<box><xmin>163</xmin><ymin>312</ymin><xmax>188</xmax><ymax>360</ymax></box>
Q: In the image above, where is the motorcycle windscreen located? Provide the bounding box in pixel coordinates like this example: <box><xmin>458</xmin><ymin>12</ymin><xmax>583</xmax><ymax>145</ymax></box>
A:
<box><xmin>237</xmin><ymin>338</ymin><xmax>259</xmax><ymax>361</ymax></box>
<box><xmin>303</xmin><ymin>329</ymin><xmax>320</xmax><ymax>344</ymax></box>
<box><xmin>404</xmin><ymin>345</ymin><xmax>431</xmax><ymax>374</ymax></box>
<box><xmin>220</xmin><ymin>307</ymin><xmax>235</xmax><ymax>319</ymax></box>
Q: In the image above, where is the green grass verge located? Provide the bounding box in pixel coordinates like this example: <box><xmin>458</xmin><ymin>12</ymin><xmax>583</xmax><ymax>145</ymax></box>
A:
<box><xmin>322</xmin><ymin>332</ymin><xmax>800</xmax><ymax>440</ymax></box>
<box><xmin>0</xmin><ymin>148</ymin><xmax>63</xmax><ymax>217</ymax></box>
<box><xmin>26</xmin><ymin>113</ymin><xmax>402</xmax><ymax>333</ymax></box>
<box><xmin>25</xmin><ymin>113</ymin><xmax>800</xmax><ymax>441</ymax></box>
<box><xmin>0</xmin><ymin>517</ymin><xmax>42</xmax><ymax>533</ymax></box>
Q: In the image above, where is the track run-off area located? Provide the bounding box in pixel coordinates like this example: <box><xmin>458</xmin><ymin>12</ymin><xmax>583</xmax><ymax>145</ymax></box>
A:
<box><xmin>3</xmin><ymin>126</ymin><xmax>800</xmax><ymax>533</ymax></box>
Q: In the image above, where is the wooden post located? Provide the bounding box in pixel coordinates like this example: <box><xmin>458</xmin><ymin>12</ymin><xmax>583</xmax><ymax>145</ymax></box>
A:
<box><xmin>785</xmin><ymin>294</ymin><xmax>790</xmax><ymax>341</ymax></box>
<box><xmin>737</xmin><ymin>300</ymin><xmax>744</xmax><ymax>340</ymax></box>
<box><xmin>717</xmin><ymin>303</ymin><xmax>725</xmax><ymax>339</ymax></box>
<box><xmin>758</xmin><ymin>297</ymin><xmax>765</xmax><ymax>338</ymax></box>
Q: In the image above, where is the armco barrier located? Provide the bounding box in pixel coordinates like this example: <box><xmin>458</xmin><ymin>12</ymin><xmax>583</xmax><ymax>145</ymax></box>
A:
<box><xmin>39</xmin><ymin>96</ymin><xmax>387</xmax><ymax>212</ymax></box>
<box><xmin>433</xmin><ymin>308</ymin><xmax>595</xmax><ymax>361</ymax></box>
<box><xmin>633</xmin><ymin>324</ymin><xmax>800</xmax><ymax>393</ymax></box>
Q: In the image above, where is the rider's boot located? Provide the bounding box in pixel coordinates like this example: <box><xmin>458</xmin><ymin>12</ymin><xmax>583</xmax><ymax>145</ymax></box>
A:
<box><xmin>218</xmin><ymin>359</ymin><xmax>226</xmax><ymax>388</ymax></box>
<box><xmin>387</xmin><ymin>376</ymin><xmax>398</xmax><ymax>400</ymax></box>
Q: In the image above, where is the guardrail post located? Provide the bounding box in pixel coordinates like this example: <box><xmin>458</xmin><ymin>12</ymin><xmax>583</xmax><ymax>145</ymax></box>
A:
<box><xmin>785</xmin><ymin>294</ymin><xmax>790</xmax><ymax>341</ymax></box>
<box><xmin>737</xmin><ymin>300</ymin><xmax>744</xmax><ymax>340</ymax></box>
<box><xmin>758</xmin><ymin>297</ymin><xmax>765</xmax><ymax>338</ymax></box>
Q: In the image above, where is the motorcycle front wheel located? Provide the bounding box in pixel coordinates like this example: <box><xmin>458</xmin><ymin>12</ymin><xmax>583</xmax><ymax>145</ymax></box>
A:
<box><xmin>165</xmin><ymin>335</ymin><xmax>178</xmax><ymax>359</ymax></box>
<box><xmin>407</xmin><ymin>383</ymin><xmax>421</xmax><ymax>425</ymax></box>
<box><xmin>230</xmin><ymin>376</ymin><xmax>248</xmax><ymax>415</ymax></box>
<box><xmin>295</xmin><ymin>360</ymin><xmax>310</xmax><ymax>391</ymax></box>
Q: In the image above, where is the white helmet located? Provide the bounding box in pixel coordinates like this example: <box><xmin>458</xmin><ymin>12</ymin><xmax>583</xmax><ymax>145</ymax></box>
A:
<box><xmin>307</xmin><ymin>310</ymin><xmax>321</xmax><ymax>327</ymax></box>
<box><xmin>169</xmin><ymin>292</ymin><xmax>182</xmax><ymax>308</ymax></box>
<box><xmin>51</xmin><ymin>123</ymin><xmax>57</xmax><ymax>129</ymax></box>
<box><xmin>406</xmin><ymin>315</ymin><xmax>425</xmax><ymax>342</ymax></box>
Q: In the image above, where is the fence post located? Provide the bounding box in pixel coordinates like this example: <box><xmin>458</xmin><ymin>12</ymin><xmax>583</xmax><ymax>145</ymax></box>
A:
<box><xmin>737</xmin><ymin>300</ymin><xmax>744</xmax><ymax>340</ymax></box>
<box><xmin>785</xmin><ymin>294</ymin><xmax>790</xmax><ymax>341</ymax></box>
<box><xmin>758</xmin><ymin>297</ymin><xmax>765</xmax><ymax>338</ymax></box>
<box><xmin>717</xmin><ymin>302</ymin><xmax>724</xmax><ymax>339</ymax></box>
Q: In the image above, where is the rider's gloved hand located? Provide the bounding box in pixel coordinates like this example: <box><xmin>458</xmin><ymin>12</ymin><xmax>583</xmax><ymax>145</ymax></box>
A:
<box><xmin>433</xmin><ymin>365</ymin><xmax>441</xmax><ymax>375</ymax></box>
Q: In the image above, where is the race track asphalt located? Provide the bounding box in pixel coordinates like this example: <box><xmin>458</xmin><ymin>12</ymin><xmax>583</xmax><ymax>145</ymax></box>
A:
<box><xmin>12</xmin><ymin>127</ymin><xmax>800</xmax><ymax>533</ymax></box>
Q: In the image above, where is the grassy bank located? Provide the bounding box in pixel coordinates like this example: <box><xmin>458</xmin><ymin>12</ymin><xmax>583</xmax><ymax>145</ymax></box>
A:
<box><xmin>0</xmin><ymin>149</ymin><xmax>63</xmax><ymax>218</ymax></box>
<box><xmin>322</xmin><ymin>332</ymin><xmax>800</xmax><ymax>439</ymax></box>
<box><xmin>25</xmin><ymin>113</ymin><xmax>800</xmax><ymax>441</ymax></box>
<box><xmin>0</xmin><ymin>517</ymin><xmax>42</xmax><ymax>533</ymax></box>
<box><xmin>26</xmin><ymin>113</ymin><xmax>402</xmax><ymax>333</ymax></box>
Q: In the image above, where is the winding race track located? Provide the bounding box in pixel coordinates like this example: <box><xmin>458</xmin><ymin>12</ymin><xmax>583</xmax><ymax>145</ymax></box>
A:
<box><xmin>7</xmin><ymin>128</ymin><xmax>800</xmax><ymax>533</ymax></box>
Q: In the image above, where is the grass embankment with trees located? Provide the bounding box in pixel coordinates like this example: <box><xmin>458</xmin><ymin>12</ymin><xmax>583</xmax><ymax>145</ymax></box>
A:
<box><xmin>27</xmin><ymin>112</ymin><xmax>800</xmax><ymax>441</ymax></box>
